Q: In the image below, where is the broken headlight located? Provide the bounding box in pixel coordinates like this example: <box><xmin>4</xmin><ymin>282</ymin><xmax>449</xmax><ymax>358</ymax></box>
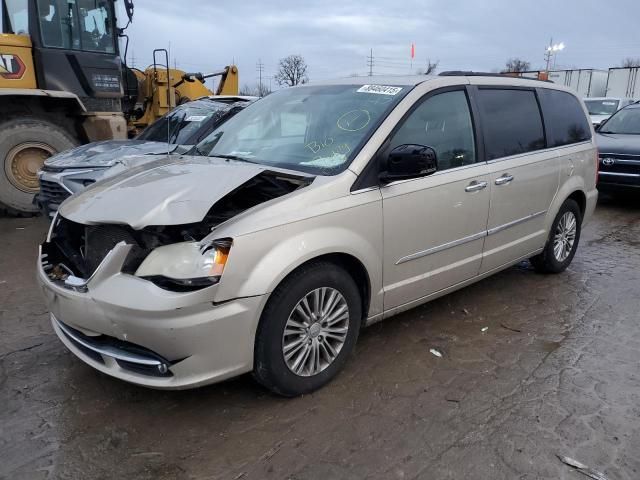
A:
<box><xmin>134</xmin><ymin>239</ymin><xmax>231</xmax><ymax>291</ymax></box>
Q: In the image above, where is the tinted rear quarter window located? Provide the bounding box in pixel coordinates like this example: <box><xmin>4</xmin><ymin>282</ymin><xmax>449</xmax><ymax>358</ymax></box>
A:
<box><xmin>538</xmin><ymin>89</ymin><xmax>591</xmax><ymax>147</ymax></box>
<box><xmin>477</xmin><ymin>89</ymin><xmax>545</xmax><ymax>160</ymax></box>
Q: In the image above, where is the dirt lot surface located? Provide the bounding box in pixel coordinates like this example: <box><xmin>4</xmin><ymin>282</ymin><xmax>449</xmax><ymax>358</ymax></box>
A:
<box><xmin>1</xmin><ymin>195</ymin><xmax>639</xmax><ymax>480</ymax></box>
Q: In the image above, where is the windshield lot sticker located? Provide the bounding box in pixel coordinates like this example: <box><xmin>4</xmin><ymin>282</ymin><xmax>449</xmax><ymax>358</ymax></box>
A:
<box><xmin>602</xmin><ymin>102</ymin><xmax>616</xmax><ymax>106</ymax></box>
<box><xmin>337</xmin><ymin>109</ymin><xmax>371</xmax><ymax>132</ymax></box>
<box><xmin>185</xmin><ymin>115</ymin><xmax>208</xmax><ymax>122</ymax></box>
<box><xmin>357</xmin><ymin>85</ymin><xmax>403</xmax><ymax>95</ymax></box>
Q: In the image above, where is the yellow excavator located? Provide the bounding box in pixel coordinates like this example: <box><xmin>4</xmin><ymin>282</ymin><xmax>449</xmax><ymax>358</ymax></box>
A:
<box><xmin>0</xmin><ymin>0</ymin><xmax>238</xmax><ymax>214</ymax></box>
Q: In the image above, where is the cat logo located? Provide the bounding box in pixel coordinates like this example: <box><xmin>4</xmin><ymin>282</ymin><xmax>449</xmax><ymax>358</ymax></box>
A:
<box><xmin>0</xmin><ymin>54</ymin><xmax>27</xmax><ymax>80</ymax></box>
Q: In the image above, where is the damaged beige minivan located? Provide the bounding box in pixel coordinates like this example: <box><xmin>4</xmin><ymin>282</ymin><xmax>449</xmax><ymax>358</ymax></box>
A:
<box><xmin>38</xmin><ymin>74</ymin><xmax>598</xmax><ymax>396</ymax></box>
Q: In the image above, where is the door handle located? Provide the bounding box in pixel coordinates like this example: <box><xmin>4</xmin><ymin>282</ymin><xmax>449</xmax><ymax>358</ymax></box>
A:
<box><xmin>495</xmin><ymin>174</ymin><xmax>514</xmax><ymax>185</ymax></box>
<box><xmin>465</xmin><ymin>180</ymin><xmax>488</xmax><ymax>192</ymax></box>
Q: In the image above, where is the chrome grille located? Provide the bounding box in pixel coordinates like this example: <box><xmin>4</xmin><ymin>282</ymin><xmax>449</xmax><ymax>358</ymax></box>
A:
<box><xmin>599</xmin><ymin>155</ymin><xmax>640</xmax><ymax>175</ymax></box>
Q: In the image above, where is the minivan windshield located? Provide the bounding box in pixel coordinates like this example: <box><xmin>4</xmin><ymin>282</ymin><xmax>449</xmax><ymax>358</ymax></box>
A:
<box><xmin>599</xmin><ymin>107</ymin><xmax>640</xmax><ymax>135</ymax></box>
<box><xmin>584</xmin><ymin>99</ymin><xmax>620</xmax><ymax>116</ymax></box>
<box><xmin>192</xmin><ymin>84</ymin><xmax>410</xmax><ymax>175</ymax></box>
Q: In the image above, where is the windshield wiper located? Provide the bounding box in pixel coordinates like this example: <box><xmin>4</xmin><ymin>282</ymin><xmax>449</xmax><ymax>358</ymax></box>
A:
<box><xmin>190</xmin><ymin>145</ymin><xmax>207</xmax><ymax>156</ymax></box>
<box><xmin>213</xmin><ymin>153</ymin><xmax>259</xmax><ymax>164</ymax></box>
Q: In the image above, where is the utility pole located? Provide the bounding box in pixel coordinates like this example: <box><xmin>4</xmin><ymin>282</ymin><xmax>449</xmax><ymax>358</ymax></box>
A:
<box><xmin>544</xmin><ymin>38</ymin><xmax>565</xmax><ymax>72</ymax></box>
<box><xmin>544</xmin><ymin>38</ymin><xmax>553</xmax><ymax>72</ymax></box>
<box><xmin>367</xmin><ymin>49</ymin><xmax>374</xmax><ymax>76</ymax></box>
<box><xmin>256</xmin><ymin>59</ymin><xmax>264</xmax><ymax>96</ymax></box>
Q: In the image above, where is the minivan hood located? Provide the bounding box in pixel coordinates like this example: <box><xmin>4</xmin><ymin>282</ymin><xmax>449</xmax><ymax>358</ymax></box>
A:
<box><xmin>44</xmin><ymin>140</ymin><xmax>181</xmax><ymax>169</ymax></box>
<box><xmin>58</xmin><ymin>155</ymin><xmax>311</xmax><ymax>229</ymax></box>
<box><xmin>596</xmin><ymin>133</ymin><xmax>640</xmax><ymax>155</ymax></box>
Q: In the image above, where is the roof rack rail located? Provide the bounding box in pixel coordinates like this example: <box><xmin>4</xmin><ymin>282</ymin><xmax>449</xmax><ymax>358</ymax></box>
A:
<box><xmin>438</xmin><ymin>71</ymin><xmax>551</xmax><ymax>82</ymax></box>
<box><xmin>438</xmin><ymin>71</ymin><xmax>505</xmax><ymax>77</ymax></box>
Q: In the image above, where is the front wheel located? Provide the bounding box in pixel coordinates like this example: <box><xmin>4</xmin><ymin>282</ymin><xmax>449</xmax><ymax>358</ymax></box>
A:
<box><xmin>253</xmin><ymin>262</ymin><xmax>362</xmax><ymax>396</ymax></box>
<box><xmin>530</xmin><ymin>198</ymin><xmax>582</xmax><ymax>273</ymax></box>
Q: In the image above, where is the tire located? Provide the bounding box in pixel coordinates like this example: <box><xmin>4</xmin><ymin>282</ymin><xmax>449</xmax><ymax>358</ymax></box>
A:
<box><xmin>0</xmin><ymin>117</ymin><xmax>78</xmax><ymax>215</ymax></box>
<box><xmin>530</xmin><ymin>198</ymin><xmax>582</xmax><ymax>273</ymax></box>
<box><xmin>253</xmin><ymin>261</ymin><xmax>362</xmax><ymax>397</ymax></box>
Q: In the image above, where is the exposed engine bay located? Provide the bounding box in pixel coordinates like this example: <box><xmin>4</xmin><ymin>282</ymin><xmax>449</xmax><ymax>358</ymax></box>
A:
<box><xmin>41</xmin><ymin>171</ymin><xmax>312</xmax><ymax>286</ymax></box>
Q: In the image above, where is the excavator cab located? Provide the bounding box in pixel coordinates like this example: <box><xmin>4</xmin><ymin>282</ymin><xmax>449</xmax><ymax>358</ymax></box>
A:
<box><xmin>1</xmin><ymin>0</ymin><xmax>123</xmax><ymax>110</ymax></box>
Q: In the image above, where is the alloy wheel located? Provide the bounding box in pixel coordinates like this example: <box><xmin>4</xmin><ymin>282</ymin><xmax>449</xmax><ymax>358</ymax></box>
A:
<box><xmin>553</xmin><ymin>211</ymin><xmax>577</xmax><ymax>262</ymax></box>
<box><xmin>282</xmin><ymin>287</ymin><xmax>350</xmax><ymax>377</ymax></box>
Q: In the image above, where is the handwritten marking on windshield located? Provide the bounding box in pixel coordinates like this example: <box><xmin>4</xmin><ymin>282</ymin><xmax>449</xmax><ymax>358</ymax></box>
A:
<box><xmin>306</xmin><ymin>138</ymin><xmax>351</xmax><ymax>159</ymax></box>
<box><xmin>337</xmin><ymin>110</ymin><xmax>371</xmax><ymax>132</ymax></box>
<box><xmin>332</xmin><ymin>143</ymin><xmax>351</xmax><ymax>155</ymax></box>
<box><xmin>305</xmin><ymin>137</ymin><xmax>334</xmax><ymax>154</ymax></box>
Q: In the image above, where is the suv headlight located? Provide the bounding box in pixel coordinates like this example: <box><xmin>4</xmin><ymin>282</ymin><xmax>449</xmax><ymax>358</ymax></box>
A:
<box><xmin>135</xmin><ymin>239</ymin><xmax>231</xmax><ymax>291</ymax></box>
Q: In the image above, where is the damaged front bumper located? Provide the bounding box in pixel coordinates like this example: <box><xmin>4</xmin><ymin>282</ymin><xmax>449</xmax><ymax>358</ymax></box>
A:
<box><xmin>37</xmin><ymin>241</ymin><xmax>267</xmax><ymax>389</ymax></box>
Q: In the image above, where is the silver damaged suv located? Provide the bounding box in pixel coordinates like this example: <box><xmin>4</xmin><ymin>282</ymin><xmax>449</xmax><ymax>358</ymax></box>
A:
<box><xmin>38</xmin><ymin>74</ymin><xmax>598</xmax><ymax>395</ymax></box>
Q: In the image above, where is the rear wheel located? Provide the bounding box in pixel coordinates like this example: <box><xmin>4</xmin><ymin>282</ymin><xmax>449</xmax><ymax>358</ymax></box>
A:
<box><xmin>530</xmin><ymin>198</ymin><xmax>582</xmax><ymax>273</ymax></box>
<box><xmin>253</xmin><ymin>262</ymin><xmax>362</xmax><ymax>396</ymax></box>
<box><xmin>0</xmin><ymin>117</ymin><xmax>78</xmax><ymax>216</ymax></box>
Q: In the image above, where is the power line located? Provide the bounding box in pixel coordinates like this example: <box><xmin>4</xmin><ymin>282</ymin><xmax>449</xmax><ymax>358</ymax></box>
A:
<box><xmin>263</xmin><ymin>75</ymin><xmax>273</xmax><ymax>92</ymax></box>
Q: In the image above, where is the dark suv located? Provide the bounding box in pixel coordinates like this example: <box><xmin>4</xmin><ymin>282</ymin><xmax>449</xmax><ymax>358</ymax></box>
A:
<box><xmin>596</xmin><ymin>102</ymin><xmax>640</xmax><ymax>191</ymax></box>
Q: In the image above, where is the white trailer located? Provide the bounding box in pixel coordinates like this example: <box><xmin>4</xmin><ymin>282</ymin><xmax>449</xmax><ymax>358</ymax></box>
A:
<box><xmin>605</xmin><ymin>68</ymin><xmax>640</xmax><ymax>99</ymax></box>
<box><xmin>547</xmin><ymin>69</ymin><xmax>608</xmax><ymax>97</ymax></box>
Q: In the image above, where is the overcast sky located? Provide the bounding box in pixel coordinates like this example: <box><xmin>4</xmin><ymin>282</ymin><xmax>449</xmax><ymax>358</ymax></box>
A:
<box><xmin>122</xmin><ymin>0</ymin><xmax>640</xmax><ymax>89</ymax></box>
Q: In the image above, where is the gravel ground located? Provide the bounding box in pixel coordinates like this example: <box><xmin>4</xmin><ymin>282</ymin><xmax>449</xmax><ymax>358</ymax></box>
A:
<box><xmin>1</xmin><ymin>194</ymin><xmax>639</xmax><ymax>480</ymax></box>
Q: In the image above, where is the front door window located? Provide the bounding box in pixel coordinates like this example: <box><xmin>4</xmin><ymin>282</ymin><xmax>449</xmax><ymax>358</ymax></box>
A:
<box><xmin>389</xmin><ymin>90</ymin><xmax>477</xmax><ymax>171</ymax></box>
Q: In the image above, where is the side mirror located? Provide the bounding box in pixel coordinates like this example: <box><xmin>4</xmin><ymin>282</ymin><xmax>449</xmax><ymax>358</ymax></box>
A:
<box><xmin>124</xmin><ymin>0</ymin><xmax>135</xmax><ymax>23</ymax></box>
<box><xmin>379</xmin><ymin>144</ymin><xmax>438</xmax><ymax>183</ymax></box>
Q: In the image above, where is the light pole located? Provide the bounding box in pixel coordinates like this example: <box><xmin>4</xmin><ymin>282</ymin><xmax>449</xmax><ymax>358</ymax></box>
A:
<box><xmin>544</xmin><ymin>39</ymin><xmax>565</xmax><ymax>72</ymax></box>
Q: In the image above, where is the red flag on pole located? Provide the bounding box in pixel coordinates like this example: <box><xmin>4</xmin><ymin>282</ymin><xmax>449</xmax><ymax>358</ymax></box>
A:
<box><xmin>411</xmin><ymin>43</ymin><xmax>415</xmax><ymax>59</ymax></box>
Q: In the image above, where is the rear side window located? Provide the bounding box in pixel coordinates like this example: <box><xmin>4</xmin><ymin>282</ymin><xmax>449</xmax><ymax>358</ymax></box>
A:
<box><xmin>538</xmin><ymin>89</ymin><xmax>591</xmax><ymax>147</ymax></box>
<box><xmin>477</xmin><ymin>89</ymin><xmax>545</xmax><ymax>160</ymax></box>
